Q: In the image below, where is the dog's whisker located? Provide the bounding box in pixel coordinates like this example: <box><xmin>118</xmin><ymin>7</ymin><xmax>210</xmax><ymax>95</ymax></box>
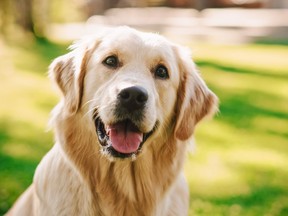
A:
<box><xmin>83</xmin><ymin>108</ymin><xmax>98</xmax><ymax>119</ymax></box>
<box><xmin>82</xmin><ymin>99</ymin><xmax>98</xmax><ymax>108</ymax></box>
<box><xmin>82</xmin><ymin>103</ymin><xmax>113</xmax><ymax>119</ymax></box>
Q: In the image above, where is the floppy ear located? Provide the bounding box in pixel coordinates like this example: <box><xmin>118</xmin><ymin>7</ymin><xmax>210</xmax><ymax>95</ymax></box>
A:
<box><xmin>174</xmin><ymin>47</ymin><xmax>218</xmax><ymax>141</ymax></box>
<box><xmin>49</xmin><ymin>40</ymin><xmax>99</xmax><ymax>115</ymax></box>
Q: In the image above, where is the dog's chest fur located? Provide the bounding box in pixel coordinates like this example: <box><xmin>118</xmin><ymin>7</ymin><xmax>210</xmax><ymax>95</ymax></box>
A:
<box><xmin>34</xmin><ymin>115</ymin><xmax>186</xmax><ymax>216</ymax></box>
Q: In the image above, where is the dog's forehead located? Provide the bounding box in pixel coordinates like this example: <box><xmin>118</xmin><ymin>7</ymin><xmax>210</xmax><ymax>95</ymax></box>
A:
<box><xmin>86</xmin><ymin>27</ymin><xmax>181</xmax><ymax>85</ymax></box>
<box><xmin>99</xmin><ymin>27</ymin><xmax>174</xmax><ymax>58</ymax></box>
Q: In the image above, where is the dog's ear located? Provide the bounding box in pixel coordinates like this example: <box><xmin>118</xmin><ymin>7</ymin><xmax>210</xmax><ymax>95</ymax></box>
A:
<box><xmin>49</xmin><ymin>53</ymin><xmax>80</xmax><ymax>114</ymax></box>
<box><xmin>174</xmin><ymin>46</ymin><xmax>218</xmax><ymax>141</ymax></box>
<box><xmin>49</xmin><ymin>39</ymin><xmax>99</xmax><ymax>115</ymax></box>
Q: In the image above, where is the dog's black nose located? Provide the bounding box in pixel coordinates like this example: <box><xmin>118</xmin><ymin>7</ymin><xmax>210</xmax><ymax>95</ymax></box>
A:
<box><xmin>118</xmin><ymin>86</ymin><xmax>148</xmax><ymax>111</ymax></box>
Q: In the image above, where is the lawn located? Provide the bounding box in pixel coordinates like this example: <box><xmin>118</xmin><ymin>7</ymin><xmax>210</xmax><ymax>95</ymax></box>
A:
<box><xmin>0</xmin><ymin>38</ymin><xmax>287</xmax><ymax>215</ymax></box>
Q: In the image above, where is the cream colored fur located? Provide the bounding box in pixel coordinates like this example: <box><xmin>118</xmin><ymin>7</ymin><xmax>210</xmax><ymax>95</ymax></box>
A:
<box><xmin>6</xmin><ymin>27</ymin><xmax>218</xmax><ymax>216</ymax></box>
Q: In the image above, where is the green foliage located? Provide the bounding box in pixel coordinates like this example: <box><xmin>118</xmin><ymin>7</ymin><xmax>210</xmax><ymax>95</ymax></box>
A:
<box><xmin>0</xmin><ymin>40</ymin><xmax>287</xmax><ymax>215</ymax></box>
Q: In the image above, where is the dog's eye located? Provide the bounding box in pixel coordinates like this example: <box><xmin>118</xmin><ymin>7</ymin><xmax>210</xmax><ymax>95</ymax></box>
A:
<box><xmin>103</xmin><ymin>56</ymin><xmax>118</xmax><ymax>68</ymax></box>
<box><xmin>155</xmin><ymin>65</ymin><xmax>169</xmax><ymax>79</ymax></box>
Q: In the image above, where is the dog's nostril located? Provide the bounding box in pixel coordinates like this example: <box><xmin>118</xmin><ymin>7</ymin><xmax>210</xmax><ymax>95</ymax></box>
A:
<box><xmin>118</xmin><ymin>86</ymin><xmax>148</xmax><ymax>111</ymax></box>
<box><xmin>119</xmin><ymin>90</ymin><xmax>130</xmax><ymax>100</ymax></box>
<box><xmin>136</xmin><ymin>92</ymin><xmax>148</xmax><ymax>104</ymax></box>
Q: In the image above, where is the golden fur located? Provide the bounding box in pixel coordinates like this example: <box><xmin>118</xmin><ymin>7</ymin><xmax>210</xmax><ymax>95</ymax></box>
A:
<box><xmin>6</xmin><ymin>27</ymin><xmax>218</xmax><ymax>216</ymax></box>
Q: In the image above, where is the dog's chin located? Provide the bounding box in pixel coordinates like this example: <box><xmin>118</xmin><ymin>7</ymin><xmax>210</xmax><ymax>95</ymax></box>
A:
<box><xmin>94</xmin><ymin>117</ymin><xmax>156</xmax><ymax>160</ymax></box>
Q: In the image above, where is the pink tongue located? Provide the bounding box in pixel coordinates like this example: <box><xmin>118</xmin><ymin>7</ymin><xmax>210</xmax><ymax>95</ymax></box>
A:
<box><xmin>108</xmin><ymin>122</ymin><xmax>143</xmax><ymax>154</ymax></box>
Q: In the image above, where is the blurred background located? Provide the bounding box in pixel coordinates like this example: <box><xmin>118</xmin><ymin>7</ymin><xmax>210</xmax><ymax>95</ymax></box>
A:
<box><xmin>0</xmin><ymin>0</ymin><xmax>288</xmax><ymax>215</ymax></box>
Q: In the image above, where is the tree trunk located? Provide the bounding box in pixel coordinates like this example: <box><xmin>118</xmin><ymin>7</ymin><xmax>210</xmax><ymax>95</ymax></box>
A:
<box><xmin>33</xmin><ymin>0</ymin><xmax>49</xmax><ymax>38</ymax></box>
<box><xmin>0</xmin><ymin>0</ymin><xmax>49</xmax><ymax>39</ymax></box>
<box><xmin>194</xmin><ymin>0</ymin><xmax>211</xmax><ymax>10</ymax></box>
<box><xmin>0</xmin><ymin>0</ymin><xmax>13</xmax><ymax>36</ymax></box>
<box><xmin>15</xmin><ymin>0</ymin><xmax>35</xmax><ymax>33</ymax></box>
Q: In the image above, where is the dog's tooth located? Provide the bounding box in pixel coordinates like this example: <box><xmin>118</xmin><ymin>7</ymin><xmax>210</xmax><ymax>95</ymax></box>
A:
<box><xmin>105</xmin><ymin>125</ymin><xmax>110</xmax><ymax>134</ymax></box>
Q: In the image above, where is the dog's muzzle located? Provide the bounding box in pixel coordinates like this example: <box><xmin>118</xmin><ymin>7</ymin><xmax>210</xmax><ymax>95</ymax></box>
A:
<box><xmin>94</xmin><ymin>86</ymin><xmax>156</xmax><ymax>159</ymax></box>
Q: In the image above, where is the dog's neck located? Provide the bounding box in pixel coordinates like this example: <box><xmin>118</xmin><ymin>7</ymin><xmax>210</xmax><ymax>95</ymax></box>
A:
<box><xmin>54</xmin><ymin>112</ymin><xmax>187</xmax><ymax>215</ymax></box>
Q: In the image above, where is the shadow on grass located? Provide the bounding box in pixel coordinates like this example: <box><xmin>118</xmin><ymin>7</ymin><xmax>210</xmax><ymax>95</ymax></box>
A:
<box><xmin>195</xmin><ymin>186</ymin><xmax>288</xmax><ymax>216</ymax></box>
<box><xmin>0</xmin><ymin>118</ymin><xmax>53</xmax><ymax>214</ymax></box>
<box><xmin>189</xmin><ymin>163</ymin><xmax>288</xmax><ymax>215</ymax></box>
<box><xmin>189</xmin><ymin>58</ymin><xmax>288</xmax><ymax>215</ymax></box>
<box><xmin>209</xmin><ymin>86</ymin><xmax>288</xmax><ymax>139</ymax></box>
<box><xmin>211</xmin><ymin>186</ymin><xmax>282</xmax><ymax>206</ymax></box>
<box><xmin>196</xmin><ymin>60</ymin><xmax>288</xmax><ymax>79</ymax></box>
<box><xmin>0</xmin><ymin>153</ymin><xmax>37</xmax><ymax>215</ymax></box>
<box><xmin>254</xmin><ymin>39</ymin><xmax>288</xmax><ymax>46</ymax></box>
<box><xmin>0</xmin><ymin>38</ymin><xmax>64</xmax><ymax>214</ymax></box>
<box><xmin>197</xmin><ymin>59</ymin><xmax>288</xmax><ymax>139</ymax></box>
<box><xmin>220</xmin><ymin>92</ymin><xmax>287</xmax><ymax>127</ymax></box>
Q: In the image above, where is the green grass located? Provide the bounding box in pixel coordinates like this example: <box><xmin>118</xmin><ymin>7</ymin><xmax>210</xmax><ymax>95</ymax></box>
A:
<box><xmin>0</xmin><ymin>39</ymin><xmax>288</xmax><ymax>215</ymax></box>
<box><xmin>185</xmin><ymin>43</ymin><xmax>288</xmax><ymax>216</ymax></box>
<box><xmin>0</xmin><ymin>38</ymin><xmax>68</xmax><ymax>213</ymax></box>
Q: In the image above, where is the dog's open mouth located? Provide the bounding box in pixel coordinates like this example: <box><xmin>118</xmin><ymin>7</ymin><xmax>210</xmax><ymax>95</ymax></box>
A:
<box><xmin>95</xmin><ymin>117</ymin><xmax>155</xmax><ymax>158</ymax></box>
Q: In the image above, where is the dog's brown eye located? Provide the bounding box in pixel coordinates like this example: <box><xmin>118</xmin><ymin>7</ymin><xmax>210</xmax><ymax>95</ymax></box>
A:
<box><xmin>103</xmin><ymin>56</ymin><xmax>118</xmax><ymax>68</ymax></box>
<box><xmin>155</xmin><ymin>65</ymin><xmax>169</xmax><ymax>79</ymax></box>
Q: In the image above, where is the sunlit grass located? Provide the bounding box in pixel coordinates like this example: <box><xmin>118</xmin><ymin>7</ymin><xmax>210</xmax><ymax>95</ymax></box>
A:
<box><xmin>185</xmin><ymin>43</ymin><xmax>288</xmax><ymax>216</ymax></box>
<box><xmin>0</xmin><ymin>38</ymin><xmax>67</xmax><ymax>213</ymax></box>
<box><xmin>0</xmin><ymin>39</ymin><xmax>288</xmax><ymax>215</ymax></box>
<box><xmin>191</xmin><ymin>43</ymin><xmax>288</xmax><ymax>76</ymax></box>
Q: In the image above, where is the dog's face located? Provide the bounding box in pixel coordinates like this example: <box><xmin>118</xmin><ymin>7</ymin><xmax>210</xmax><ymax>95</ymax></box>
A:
<box><xmin>84</xmin><ymin>28</ymin><xmax>181</xmax><ymax>159</ymax></box>
<box><xmin>50</xmin><ymin>27</ymin><xmax>218</xmax><ymax>161</ymax></box>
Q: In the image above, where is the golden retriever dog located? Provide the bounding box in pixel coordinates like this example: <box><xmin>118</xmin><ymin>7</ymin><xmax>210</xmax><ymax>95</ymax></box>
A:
<box><xmin>7</xmin><ymin>26</ymin><xmax>218</xmax><ymax>216</ymax></box>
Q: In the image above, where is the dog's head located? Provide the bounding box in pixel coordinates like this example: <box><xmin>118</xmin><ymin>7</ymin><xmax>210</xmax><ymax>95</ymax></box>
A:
<box><xmin>49</xmin><ymin>27</ymin><xmax>218</xmax><ymax>161</ymax></box>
